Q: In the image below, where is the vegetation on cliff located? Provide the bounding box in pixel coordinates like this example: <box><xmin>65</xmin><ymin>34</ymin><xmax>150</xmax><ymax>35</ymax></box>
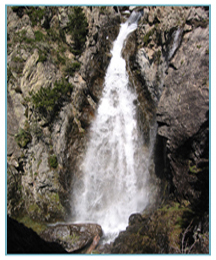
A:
<box><xmin>30</xmin><ymin>79</ymin><xmax>73</xmax><ymax>124</ymax></box>
<box><xmin>66</xmin><ymin>7</ymin><xmax>88</xmax><ymax>54</ymax></box>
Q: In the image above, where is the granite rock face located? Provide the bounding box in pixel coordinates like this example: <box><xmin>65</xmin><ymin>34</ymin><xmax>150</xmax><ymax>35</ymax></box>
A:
<box><xmin>7</xmin><ymin>6</ymin><xmax>121</xmax><ymax>222</ymax></box>
<box><xmin>156</xmin><ymin>23</ymin><xmax>209</xmax><ymax>201</ymax></box>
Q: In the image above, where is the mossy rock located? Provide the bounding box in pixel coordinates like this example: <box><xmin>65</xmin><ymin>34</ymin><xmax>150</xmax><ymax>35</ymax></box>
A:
<box><xmin>16</xmin><ymin>215</ymin><xmax>47</xmax><ymax>235</ymax></box>
<box><xmin>111</xmin><ymin>201</ymin><xmax>194</xmax><ymax>254</ymax></box>
<box><xmin>48</xmin><ymin>155</ymin><xmax>58</xmax><ymax>169</ymax></box>
<box><xmin>143</xmin><ymin>27</ymin><xmax>155</xmax><ymax>47</ymax></box>
<box><xmin>26</xmin><ymin>191</ymin><xmax>66</xmax><ymax>223</ymax></box>
<box><xmin>28</xmin><ymin>203</ymin><xmax>42</xmax><ymax>216</ymax></box>
<box><xmin>40</xmin><ymin>223</ymin><xmax>102</xmax><ymax>253</ymax></box>
<box><xmin>188</xmin><ymin>160</ymin><xmax>202</xmax><ymax>174</ymax></box>
<box><xmin>26</xmin><ymin>7</ymin><xmax>46</xmax><ymax>27</ymax></box>
<box><xmin>34</xmin><ymin>30</ymin><xmax>44</xmax><ymax>41</ymax></box>
<box><xmin>15</xmin><ymin>128</ymin><xmax>32</xmax><ymax>148</ymax></box>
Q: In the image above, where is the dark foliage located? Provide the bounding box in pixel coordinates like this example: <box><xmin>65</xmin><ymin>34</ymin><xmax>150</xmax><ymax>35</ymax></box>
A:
<box><xmin>30</xmin><ymin>79</ymin><xmax>73</xmax><ymax>124</ymax></box>
<box><xmin>66</xmin><ymin>7</ymin><xmax>88</xmax><ymax>54</ymax></box>
<box><xmin>48</xmin><ymin>155</ymin><xmax>58</xmax><ymax>169</ymax></box>
<box><xmin>15</xmin><ymin>128</ymin><xmax>32</xmax><ymax>148</ymax></box>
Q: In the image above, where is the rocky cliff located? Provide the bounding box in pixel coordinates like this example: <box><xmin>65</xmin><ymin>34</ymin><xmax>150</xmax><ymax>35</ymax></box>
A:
<box><xmin>7</xmin><ymin>6</ymin><xmax>121</xmax><ymax>223</ymax></box>
<box><xmin>7</xmin><ymin>6</ymin><xmax>209</xmax><ymax>254</ymax></box>
<box><xmin>112</xmin><ymin>6</ymin><xmax>209</xmax><ymax>254</ymax></box>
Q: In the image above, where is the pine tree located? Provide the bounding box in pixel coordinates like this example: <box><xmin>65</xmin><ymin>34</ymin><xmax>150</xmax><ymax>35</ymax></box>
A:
<box><xmin>67</xmin><ymin>7</ymin><xmax>88</xmax><ymax>54</ymax></box>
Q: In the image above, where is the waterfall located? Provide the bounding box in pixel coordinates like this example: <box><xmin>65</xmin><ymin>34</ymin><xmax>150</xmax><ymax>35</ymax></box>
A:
<box><xmin>168</xmin><ymin>27</ymin><xmax>183</xmax><ymax>60</ymax></box>
<box><xmin>72</xmin><ymin>11</ymin><xmax>152</xmax><ymax>242</ymax></box>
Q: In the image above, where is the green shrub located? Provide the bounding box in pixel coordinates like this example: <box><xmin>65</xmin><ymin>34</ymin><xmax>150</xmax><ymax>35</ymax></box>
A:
<box><xmin>189</xmin><ymin>164</ymin><xmax>201</xmax><ymax>174</ymax></box>
<box><xmin>59</xmin><ymin>29</ymin><xmax>66</xmax><ymax>43</ymax></box>
<box><xmin>66</xmin><ymin>7</ymin><xmax>88</xmax><ymax>54</ymax></box>
<box><xmin>26</xmin><ymin>7</ymin><xmax>46</xmax><ymax>27</ymax></box>
<box><xmin>64</xmin><ymin>61</ymin><xmax>81</xmax><ymax>77</ymax></box>
<box><xmin>99</xmin><ymin>6</ymin><xmax>108</xmax><ymax>15</ymax></box>
<box><xmin>7</xmin><ymin>66</ymin><xmax>14</xmax><ymax>83</ymax></box>
<box><xmin>10</xmin><ymin>55</ymin><xmax>25</xmax><ymax>75</ymax></box>
<box><xmin>11</xmin><ymin>6</ymin><xmax>25</xmax><ymax>18</ymax></box>
<box><xmin>38</xmin><ymin>49</ymin><xmax>47</xmax><ymax>63</ymax></box>
<box><xmin>30</xmin><ymin>79</ymin><xmax>73</xmax><ymax>123</ymax></box>
<box><xmin>143</xmin><ymin>28</ymin><xmax>155</xmax><ymax>47</ymax></box>
<box><xmin>56</xmin><ymin>51</ymin><xmax>66</xmax><ymax>65</ymax></box>
<box><xmin>11</xmin><ymin>6</ymin><xmax>21</xmax><ymax>12</ymax></box>
<box><xmin>47</xmin><ymin>28</ymin><xmax>59</xmax><ymax>42</ymax></box>
<box><xmin>154</xmin><ymin>50</ymin><xmax>161</xmax><ymax>65</ymax></box>
<box><xmin>48</xmin><ymin>154</ymin><xmax>58</xmax><ymax>169</ymax></box>
<box><xmin>34</xmin><ymin>30</ymin><xmax>44</xmax><ymax>41</ymax></box>
<box><xmin>15</xmin><ymin>128</ymin><xmax>32</xmax><ymax>148</ymax></box>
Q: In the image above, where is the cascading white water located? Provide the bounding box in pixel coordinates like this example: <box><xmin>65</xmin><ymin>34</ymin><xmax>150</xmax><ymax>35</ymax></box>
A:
<box><xmin>168</xmin><ymin>27</ymin><xmax>183</xmax><ymax>60</ymax></box>
<box><xmin>72</xmin><ymin>12</ymin><xmax>153</xmax><ymax>242</ymax></box>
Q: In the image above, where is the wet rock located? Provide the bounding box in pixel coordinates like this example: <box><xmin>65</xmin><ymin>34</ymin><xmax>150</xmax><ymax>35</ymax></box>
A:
<box><xmin>96</xmin><ymin>242</ymin><xmax>113</xmax><ymax>254</ymax></box>
<box><xmin>129</xmin><ymin>213</ymin><xmax>143</xmax><ymax>226</ymax></box>
<box><xmin>111</xmin><ymin>201</ymin><xmax>209</xmax><ymax>254</ymax></box>
<box><xmin>133</xmin><ymin>6</ymin><xmax>209</xmax><ymax>206</ymax></box>
<box><xmin>40</xmin><ymin>223</ymin><xmax>102</xmax><ymax>253</ymax></box>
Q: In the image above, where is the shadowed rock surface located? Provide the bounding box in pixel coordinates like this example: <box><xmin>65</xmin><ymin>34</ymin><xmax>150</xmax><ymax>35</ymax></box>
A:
<box><xmin>7</xmin><ymin>215</ymin><xmax>67</xmax><ymax>254</ymax></box>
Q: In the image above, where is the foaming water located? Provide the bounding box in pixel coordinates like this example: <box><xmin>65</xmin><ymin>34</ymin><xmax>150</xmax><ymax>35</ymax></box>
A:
<box><xmin>72</xmin><ymin>12</ymin><xmax>152</xmax><ymax>242</ymax></box>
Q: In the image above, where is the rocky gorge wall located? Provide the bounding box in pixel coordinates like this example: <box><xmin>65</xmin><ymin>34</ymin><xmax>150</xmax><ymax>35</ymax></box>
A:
<box><xmin>112</xmin><ymin>6</ymin><xmax>209</xmax><ymax>254</ymax></box>
<box><xmin>7</xmin><ymin>6</ymin><xmax>121</xmax><ymax>223</ymax></box>
<box><xmin>7</xmin><ymin>6</ymin><xmax>209</xmax><ymax>254</ymax></box>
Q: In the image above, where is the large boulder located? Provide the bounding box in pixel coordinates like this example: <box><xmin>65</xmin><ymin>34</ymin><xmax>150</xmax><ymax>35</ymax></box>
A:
<box><xmin>40</xmin><ymin>223</ymin><xmax>103</xmax><ymax>253</ymax></box>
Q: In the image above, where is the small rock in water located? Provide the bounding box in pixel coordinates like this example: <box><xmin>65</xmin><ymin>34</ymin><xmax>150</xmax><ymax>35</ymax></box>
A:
<box><xmin>129</xmin><ymin>213</ymin><xmax>143</xmax><ymax>226</ymax></box>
